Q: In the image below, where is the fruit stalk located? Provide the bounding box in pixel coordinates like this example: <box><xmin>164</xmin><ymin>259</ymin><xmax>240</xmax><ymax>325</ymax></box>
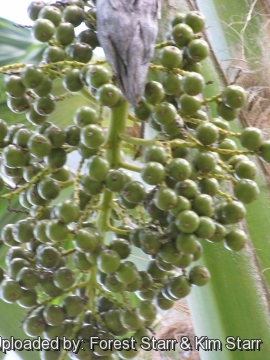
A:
<box><xmin>97</xmin><ymin>100</ymin><xmax>129</xmax><ymax>235</ymax></box>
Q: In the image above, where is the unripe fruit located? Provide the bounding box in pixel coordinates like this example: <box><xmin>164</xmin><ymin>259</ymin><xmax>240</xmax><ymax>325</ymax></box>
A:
<box><xmin>43</xmin><ymin>304</ymin><xmax>65</xmax><ymax>326</ymax></box>
<box><xmin>23</xmin><ymin>315</ymin><xmax>45</xmax><ymax>337</ymax></box>
<box><xmin>160</xmin><ymin>46</ymin><xmax>183</xmax><ymax>68</ymax></box>
<box><xmin>116</xmin><ymin>261</ymin><xmax>138</xmax><ymax>284</ymax></box>
<box><xmin>69</xmin><ymin>42</ymin><xmax>93</xmax><ymax>63</ymax></box>
<box><xmin>167</xmin><ymin>275</ymin><xmax>190</xmax><ymax>299</ymax></box>
<box><xmin>97</xmin><ymin>250</ymin><xmax>121</xmax><ymax>274</ymax></box>
<box><xmin>153</xmin><ymin>101</ymin><xmax>177</xmax><ymax>125</ymax></box>
<box><xmin>187</xmin><ymin>38</ymin><xmax>210</xmax><ymax>61</ymax></box>
<box><xmin>154</xmin><ymin>187</ymin><xmax>178</xmax><ymax>210</ymax></box>
<box><xmin>141</xmin><ymin>162</ymin><xmax>166</xmax><ymax>185</ymax></box>
<box><xmin>74</xmin><ymin>106</ymin><xmax>99</xmax><ymax>127</ymax></box>
<box><xmin>87</xmin><ymin>65</ymin><xmax>111</xmax><ymax>88</ymax></box>
<box><xmin>32</xmin><ymin>18</ymin><xmax>55</xmax><ymax>42</ymax></box>
<box><xmin>55</xmin><ymin>22</ymin><xmax>75</xmax><ymax>45</ymax></box>
<box><xmin>176</xmin><ymin>233</ymin><xmax>199</xmax><ymax>254</ymax></box>
<box><xmin>38</xmin><ymin>6</ymin><xmax>61</xmax><ymax>27</ymax></box>
<box><xmin>179</xmin><ymin>94</ymin><xmax>201</xmax><ymax>115</ymax></box>
<box><xmin>240</xmin><ymin>127</ymin><xmax>262</xmax><ymax>150</ymax></box>
<box><xmin>234</xmin><ymin>179</ymin><xmax>259</xmax><ymax>204</ymax></box>
<box><xmin>80</xmin><ymin>124</ymin><xmax>105</xmax><ymax>149</ymax></box>
<box><xmin>172</xmin><ymin>23</ymin><xmax>194</xmax><ymax>47</ymax></box>
<box><xmin>87</xmin><ymin>155</ymin><xmax>109</xmax><ymax>181</ymax></box>
<box><xmin>144</xmin><ymin>81</ymin><xmax>165</xmax><ymax>104</ymax></box>
<box><xmin>27</xmin><ymin>1</ymin><xmax>46</xmax><ymax>21</ymax></box>
<box><xmin>224</xmin><ymin>229</ymin><xmax>247</xmax><ymax>251</ymax></box>
<box><xmin>259</xmin><ymin>140</ymin><xmax>270</xmax><ymax>162</ymax></box>
<box><xmin>162</xmin><ymin>73</ymin><xmax>182</xmax><ymax>96</ymax></box>
<box><xmin>53</xmin><ymin>267</ymin><xmax>75</xmax><ymax>289</ymax></box>
<box><xmin>0</xmin><ymin>279</ymin><xmax>23</xmax><ymax>303</ymax></box>
<box><xmin>73</xmin><ymin>228</ymin><xmax>99</xmax><ymax>252</ymax></box>
<box><xmin>63</xmin><ymin>68</ymin><xmax>84</xmax><ymax>92</ymax></box>
<box><xmin>196</xmin><ymin>122</ymin><xmax>219</xmax><ymax>145</ymax></box>
<box><xmin>96</xmin><ymin>84</ymin><xmax>121</xmax><ymax>107</ymax></box>
<box><xmin>217</xmin><ymin>101</ymin><xmax>238</xmax><ymax>121</ymax></box>
<box><xmin>63</xmin><ymin>5</ymin><xmax>84</xmax><ymax>27</ymax></box>
<box><xmin>184</xmin><ymin>11</ymin><xmax>205</xmax><ymax>33</ymax></box>
<box><xmin>189</xmin><ymin>265</ymin><xmax>210</xmax><ymax>286</ymax></box>
<box><xmin>54</xmin><ymin>200</ymin><xmax>80</xmax><ymax>223</ymax></box>
<box><xmin>181</xmin><ymin>72</ymin><xmax>205</xmax><ymax>96</ymax></box>
<box><xmin>222</xmin><ymin>85</ymin><xmax>246</xmax><ymax>109</ymax></box>
<box><xmin>122</xmin><ymin>181</ymin><xmax>145</xmax><ymax>204</ymax></box>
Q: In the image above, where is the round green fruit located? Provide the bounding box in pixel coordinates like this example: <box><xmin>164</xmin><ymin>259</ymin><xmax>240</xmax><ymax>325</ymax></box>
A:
<box><xmin>240</xmin><ymin>127</ymin><xmax>262</xmax><ymax>151</ymax></box>
<box><xmin>187</xmin><ymin>38</ymin><xmax>209</xmax><ymax>61</ymax></box>
<box><xmin>27</xmin><ymin>1</ymin><xmax>46</xmax><ymax>21</ymax></box>
<box><xmin>96</xmin><ymin>84</ymin><xmax>120</xmax><ymax>107</ymax></box>
<box><xmin>53</xmin><ymin>267</ymin><xmax>75</xmax><ymax>290</ymax></box>
<box><xmin>189</xmin><ymin>265</ymin><xmax>210</xmax><ymax>286</ymax></box>
<box><xmin>23</xmin><ymin>162</ymin><xmax>44</xmax><ymax>182</ymax></box>
<box><xmin>144</xmin><ymin>81</ymin><xmax>165</xmax><ymax>104</ymax></box>
<box><xmin>73</xmin><ymin>228</ymin><xmax>99</xmax><ymax>252</ymax></box>
<box><xmin>45</xmin><ymin>220</ymin><xmax>69</xmax><ymax>242</ymax></box>
<box><xmin>54</xmin><ymin>200</ymin><xmax>80</xmax><ymax>223</ymax></box>
<box><xmin>43</xmin><ymin>304</ymin><xmax>65</xmax><ymax>326</ymax></box>
<box><xmin>62</xmin><ymin>68</ymin><xmax>84</xmax><ymax>92</ymax></box>
<box><xmin>172</xmin><ymin>23</ymin><xmax>194</xmax><ymax>48</ymax></box>
<box><xmin>69</xmin><ymin>42</ymin><xmax>93</xmax><ymax>63</ymax></box>
<box><xmin>154</xmin><ymin>187</ymin><xmax>178</xmax><ymax>210</ymax></box>
<box><xmin>184</xmin><ymin>11</ymin><xmax>205</xmax><ymax>33</ymax></box>
<box><xmin>167</xmin><ymin>158</ymin><xmax>192</xmax><ymax>181</ymax></box>
<box><xmin>181</xmin><ymin>72</ymin><xmax>205</xmax><ymax>96</ymax></box>
<box><xmin>224</xmin><ymin>229</ymin><xmax>247</xmax><ymax>251</ymax></box>
<box><xmin>222</xmin><ymin>85</ymin><xmax>246</xmax><ymax>109</ymax></box>
<box><xmin>196</xmin><ymin>122</ymin><xmax>219</xmax><ymax>145</ymax></box>
<box><xmin>195</xmin><ymin>216</ymin><xmax>216</xmax><ymax>238</ymax></box>
<box><xmin>160</xmin><ymin>46</ymin><xmax>183</xmax><ymax>68</ymax></box>
<box><xmin>122</xmin><ymin>181</ymin><xmax>145</xmax><ymax>204</ymax></box>
<box><xmin>97</xmin><ymin>249</ymin><xmax>121</xmax><ymax>274</ymax></box>
<box><xmin>179</xmin><ymin>94</ymin><xmax>201</xmax><ymax>115</ymax></box>
<box><xmin>86</xmin><ymin>65</ymin><xmax>111</xmax><ymax>88</ymax></box>
<box><xmin>62</xmin><ymin>5</ymin><xmax>84</xmax><ymax>27</ymax></box>
<box><xmin>167</xmin><ymin>275</ymin><xmax>190</xmax><ymax>299</ymax></box>
<box><xmin>55</xmin><ymin>22</ymin><xmax>75</xmax><ymax>45</ymax></box>
<box><xmin>153</xmin><ymin>101</ymin><xmax>177</xmax><ymax>125</ymax></box>
<box><xmin>87</xmin><ymin>155</ymin><xmax>109</xmax><ymax>181</ymax></box>
<box><xmin>141</xmin><ymin>161</ymin><xmax>166</xmax><ymax>185</ymax></box>
<box><xmin>217</xmin><ymin>101</ymin><xmax>238</xmax><ymax>121</ymax></box>
<box><xmin>259</xmin><ymin>140</ymin><xmax>270</xmax><ymax>162</ymax></box>
<box><xmin>162</xmin><ymin>73</ymin><xmax>182</xmax><ymax>96</ymax></box>
<box><xmin>176</xmin><ymin>232</ymin><xmax>199</xmax><ymax>254</ymax></box>
<box><xmin>38</xmin><ymin>5</ymin><xmax>61</xmax><ymax>27</ymax></box>
<box><xmin>80</xmin><ymin>124</ymin><xmax>105</xmax><ymax>149</ymax></box>
<box><xmin>32</xmin><ymin>18</ymin><xmax>55</xmax><ymax>42</ymax></box>
<box><xmin>0</xmin><ymin>279</ymin><xmax>22</xmax><ymax>303</ymax></box>
<box><xmin>174</xmin><ymin>179</ymin><xmax>198</xmax><ymax>199</ymax></box>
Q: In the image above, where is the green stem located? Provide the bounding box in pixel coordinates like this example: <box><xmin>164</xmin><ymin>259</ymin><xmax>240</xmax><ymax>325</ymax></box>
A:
<box><xmin>79</xmin><ymin>87</ymin><xmax>98</xmax><ymax>105</ymax></box>
<box><xmin>104</xmin><ymin>101</ymin><xmax>129</xmax><ymax>168</ymax></box>
<box><xmin>106</xmin><ymin>223</ymin><xmax>130</xmax><ymax>235</ymax></box>
<box><xmin>155</xmin><ymin>40</ymin><xmax>174</xmax><ymax>49</ymax></box>
<box><xmin>119</xmin><ymin>133</ymin><xmax>156</xmax><ymax>147</ymax></box>
<box><xmin>120</xmin><ymin>161</ymin><xmax>142</xmax><ymax>173</ymax></box>
<box><xmin>201</xmin><ymin>93</ymin><xmax>221</xmax><ymax>104</ymax></box>
<box><xmin>97</xmin><ymin>101</ymin><xmax>129</xmax><ymax>234</ymax></box>
<box><xmin>0</xmin><ymin>167</ymin><xmax>52</xmax><ymax>199</ymax></box>
<box><xmin>97</xmin><ymin>189</ymin><xmax>113</xmax><ymax>235</ymax></box>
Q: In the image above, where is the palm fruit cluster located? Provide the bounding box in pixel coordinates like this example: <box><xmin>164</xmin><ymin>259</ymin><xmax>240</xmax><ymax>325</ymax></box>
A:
<box><xmin>0</xmin><ymin>1</ymin><xmax>269</xmax><ymax>360</ymax></box>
